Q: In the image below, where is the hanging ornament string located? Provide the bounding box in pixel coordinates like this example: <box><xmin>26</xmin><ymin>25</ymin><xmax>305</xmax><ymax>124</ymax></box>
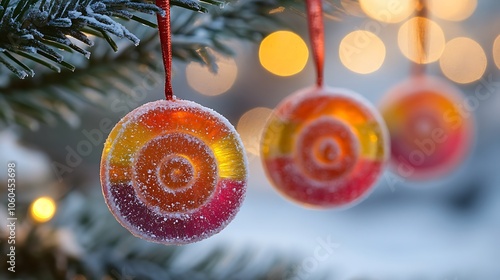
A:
<box><xmin>306</xmin><ymin>0</ymin><xmax>324</xmax><ymax>87</ymax></box>
<box><xmin>156</xmin><ymin>0</ymin><xmax>174</xmax><ymax>100</ymax></box>
<box><xmin>412</xmin><ymin>0</ymin><xmax>428</xmax><ymax>76</ymax></box>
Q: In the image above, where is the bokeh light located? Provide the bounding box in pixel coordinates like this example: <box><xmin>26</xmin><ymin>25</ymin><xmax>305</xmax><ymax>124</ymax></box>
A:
<box><xmin>359</xmin><ymin>0</ymin><xmax>415</xmax><ymax>23</ymax></box>
<box><xmin>427</xmin><ymin>0</ymin><xmax>477</xmax><ymax>21</ymax></box>
<box><xmin>339</xmin><ymin>30</ymin><xmax>386</xmax><ymax>74</ymax></box>
<box><xmin>30</xmin><ymin>196</ymin><xmax>56</xmax><ymax>223</ymax></box>
<box><xmin>398</xmin><ymin>17</ymin><xmax>445</xmax><ymax>64</ymax></box>
<box><xmin>237</xmin><ymin>107</ymin><xmax>273</xmax><ymax>156</ymax></box>
<box><xmin>439</xmin><ymin>37</ymin><xmax>487</xmax><ymax>84</ymax></box>
<box><xmin>186</xmin><ymin>50</ymin><xmax>238</xmax><ymax>96</ymax></box>
<box><xmin>494</xmin><ymin>35</ymin><xmax>500</xmax><ymax>69</ymax></box>
<box><xmin>259</xmin><ymin>31</ymin><xmax>309</xmax><ymax>76</ymax></box>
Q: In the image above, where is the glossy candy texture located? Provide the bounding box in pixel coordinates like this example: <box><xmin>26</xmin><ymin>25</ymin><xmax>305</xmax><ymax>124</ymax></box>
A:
<box><xmin>261</xmin><ymin>86</ymin><xmax>389</xmax><ymax>208</ymax></box>
<box><xmin>100</xmin><ymin>99</ymin><xmax>247</xmax><ymax>244</ymax></box>
<box><xmin>380</xmin><ymin>75</ymin><xmax>473</xmax><ymax>180</ymax></box>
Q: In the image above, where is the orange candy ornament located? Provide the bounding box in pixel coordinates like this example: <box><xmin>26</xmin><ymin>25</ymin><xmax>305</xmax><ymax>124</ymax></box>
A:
<box><xmin>261</xmin><ymin>86</ymin><xmax>389</xmax><ymax>208</ymax></box>
<box><xmin>100</xmin><ymin>100</ymin><xmax>247</xmax><ymax>244</ymax></box>
<box><xmin>379</xmin><ymin>75</ymin><xmax>473</xmax><ymax>180</ymax></box>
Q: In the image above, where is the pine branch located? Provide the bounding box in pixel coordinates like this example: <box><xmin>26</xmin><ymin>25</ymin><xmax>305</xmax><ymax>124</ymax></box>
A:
<box><xmin>0</xmin><ymin>0</ymin><xmax>237</xmax><ymax>79</ymax></box>
<box><xmin>0</xmin><ymin>0</ymin><xmax>163</xmax><ymax>78</ymax></box>
<box><xmin>0</xmin><ymin>24</ymin><xmax>160</xmax><ymax>129</ymax></box>
<box><xmin>0</xmin><ymin>0</ymin><xmax>354</xmax><ymax>129</ymax></box>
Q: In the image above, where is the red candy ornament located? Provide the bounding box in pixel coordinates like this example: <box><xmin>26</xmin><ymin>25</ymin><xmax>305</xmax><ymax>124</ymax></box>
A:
<box><xmin>100</xmin><ymin>0</ymin><xmax>247</xmax><ymax>244</ymax></box>
<box><xmin>260</xmin><ymin>0</ymin><xmax>389</xmax><ymax>208</ymax></box>
<box><xmin>380</xmin><ymin>75</ymin><xmax>473</xmax><ymax>180</ymax></box>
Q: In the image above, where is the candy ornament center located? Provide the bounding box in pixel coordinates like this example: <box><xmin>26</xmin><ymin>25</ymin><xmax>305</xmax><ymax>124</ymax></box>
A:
<box><xmin>132</xmin><ymin>133</ymin><xmax>218</xmax><ymax>213</ymax></box>
<box><xmin>295</xmin><ymin>117</ymin><xmax>359</xmax><ymax>181</ymax></box>
<box><xmin>314</xmin><ymin>137</ymin><xmax>340</xmax><ymax>164</ymax></box>
<box><xmin>407</xmin><ymin>109</ymin><xmax>441</xmax><ymax>139</ymax></box>
<box><xmin>158</xmin><ymin>155</ymin><xmax>195</xmax><ymax>190</ymax></box>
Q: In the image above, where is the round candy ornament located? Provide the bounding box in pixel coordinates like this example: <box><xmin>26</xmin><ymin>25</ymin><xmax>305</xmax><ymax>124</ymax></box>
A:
<box><xmin>101</xmin><ymin>99</ymin><xmax>247</xmax><ymax>244</ymax></box>
<box><xmin>379</xmin><ymin>75</ymin><xmax>473</xmax><ymax>180</ymax></box>
<box><xmin>261</xmin><ymin>86</ymin><xmax>389</xmax><ymax>208</ymax></box>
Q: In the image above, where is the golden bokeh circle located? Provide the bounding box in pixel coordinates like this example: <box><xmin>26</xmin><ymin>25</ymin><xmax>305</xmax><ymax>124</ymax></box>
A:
<box><xmin>259</xmin><ymin>31</ymin><xmax>309</xmax><ymax>76</ymax></box>
<box><xmin>339</xmin><ymin>30</ymin><xmax>386</xmax><ymax>74</ymax></box>
<box><xmin>493</xmin><ymin>35</ymin><xmax>500</xmax><ymax>70</ymax></box>
<box><xmin>439</xmin><ymin>37</ymin><xmax>487</xmax><ymax>84</ymax></box>
<box><xmin>237</xmin><ymin>107</ymin><xmax>273</xmax><ymax>156</ymax></box>
<box><xmin>31</xmin><ymin>197</ymin><xmax>56</xmax><ymax>223</ymax></box>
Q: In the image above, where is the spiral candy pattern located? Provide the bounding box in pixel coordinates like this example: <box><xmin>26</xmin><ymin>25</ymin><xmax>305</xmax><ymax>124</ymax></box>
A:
<box><xmin>100</xmin><ymin>100</ymin><xmax>247</xmax><ymax>244</ymax></box>
<box><xmin>380</xmin><ymin>75</ymin><xmax>473</xmax><ymax>180</ymax></box>
<box><xmin>261</xmin><ymin>86</ymin><xmax>389</xmax><ymax>208</ymax></box>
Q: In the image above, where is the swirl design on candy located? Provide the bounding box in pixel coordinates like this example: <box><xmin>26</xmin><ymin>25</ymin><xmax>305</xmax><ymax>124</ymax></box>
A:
<box><xmin>100</xmin><ymin>100</ymin><xmax>247</xmax><ymax>244</ymax></box>
<box><xmin>379</xmin><ymin>75</ymin><xmax>473</xmax><ymax>180</ymax></box>
<box><xmin>261</xmin><ymin>86</ymin><xmax>389</xmax><ymax>208</ymax></box>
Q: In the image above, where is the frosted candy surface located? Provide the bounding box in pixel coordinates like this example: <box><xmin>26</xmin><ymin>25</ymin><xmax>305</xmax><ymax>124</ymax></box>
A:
<box><xmin>100</xmin><ymin>99</ymin><xmax>247</xmax><ymax>245</ymax></box>
<box><xmin>379</xmin><ymin>75</ymin><xmax>473</xmax><ymax>180</ymax></box>
<box><xmin>261</xmin><ymin>86</ymin><xmax>389</xmax><ymax>209</ymax></box>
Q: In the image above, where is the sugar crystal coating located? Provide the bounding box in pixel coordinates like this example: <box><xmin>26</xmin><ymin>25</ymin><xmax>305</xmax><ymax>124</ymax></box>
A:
<box><xmin>379</xmin><ymin>75</ymin><xmax>473</xmax><ymax>180</ymax></box>
<box><xmin>261</xmin><ymin>86</ymin><xmax>389</xmax><ymax>208</ymax></box>
<box><xmin>100</xmin><ymin>99</ymin><xmax>247</xmax><ymax>244</ymax></box>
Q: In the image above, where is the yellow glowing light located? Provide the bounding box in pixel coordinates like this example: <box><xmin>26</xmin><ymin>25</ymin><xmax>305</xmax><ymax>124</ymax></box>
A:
<box><xmin>398</xmin><ymin>17</ymin><xmax>445</xmax><ymax>64</ymax></box>
<box><xmin>30</xmin><ymin>197</ymin><xmax>56</xmax><ymax>223</ymax></box>
<box><xmin>439</xmin><ymin>37</ymin><xmax>487</xmax><ymax>84</ymax></box>
<box><xmin>259</xmin><ymin>31</ymin><xmax>309</xmax><ymax>76</ymax></box>
<box><xmin>427</xmin><ymin>0</ymin><xmax>477</xmax><ymax>21</ymax></box>
<box><xmin>359</xmin><ymin>0</ymin><xmax>415</xmax><ymax>23</ymax></box>
<box><xmin>236</xmin><ymin>107</ymin><xmax>273</xmax><ymax>156</ymax></box>
<box><xmin>339</xmin><ymin>30</ymin><xmax>386</xmax><ymax>74</ymax></box>
<box><xmin>186</xmin><ymin>50</ymin><xmax>238</xmax><ymax>96</ymax></box>
<box><xmin>494</xmin><ymin>35</ymin><xmax>500</xmax><ymax>69</ymax></box>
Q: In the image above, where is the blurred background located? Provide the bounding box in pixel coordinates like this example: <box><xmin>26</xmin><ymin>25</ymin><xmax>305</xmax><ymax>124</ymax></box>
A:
<box><xmin>1</xmin><ymin>0</ymin><xmax>499</xmax><ymax>279</ymax></box>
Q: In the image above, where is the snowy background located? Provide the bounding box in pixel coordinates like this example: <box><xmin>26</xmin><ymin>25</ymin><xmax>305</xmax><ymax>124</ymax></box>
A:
<box><xmin>1</xmin><ymin>0</ymin><xmax>499</xmax><ymax>279</ymax></box>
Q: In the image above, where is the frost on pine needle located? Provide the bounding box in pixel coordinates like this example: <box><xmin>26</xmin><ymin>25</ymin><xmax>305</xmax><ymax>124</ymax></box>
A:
<box><xmin>0</xmin><ymin>0</ymin><xmax>162</xmax><ymax>77</ymax></box>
